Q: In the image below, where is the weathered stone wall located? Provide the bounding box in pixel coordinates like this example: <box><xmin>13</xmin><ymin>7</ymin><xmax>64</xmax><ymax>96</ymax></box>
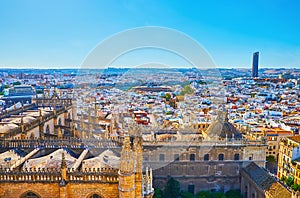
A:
<box><xmin>145</xmin><ymin>144</ymin><xmax>266</xmax><ymax>193</ymax></box>
<box><xmin>118</xmin><ymin>173</ymin><xmax>136</xmax><ymax>198</ymax></box>
<box><xmin>0</xmin><ymin>182</ymin><xmax>60</xmax><ymax>198</ymax></box>
<box><xmin>66</xmin><ymin>183</ymin><xmax>119</xmax><ymax>198</ymax></box>
<box><xmin>0</xmin><ymin>182</ymin><xmax>119</xmax><ymax>198</ymax></box>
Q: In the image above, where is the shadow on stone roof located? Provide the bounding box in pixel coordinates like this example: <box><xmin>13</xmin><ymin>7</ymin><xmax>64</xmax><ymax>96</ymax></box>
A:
<box><xmin>242</xmin><ymin>162</ymin><xmax>291</xmax><ymax>198</ymax></box>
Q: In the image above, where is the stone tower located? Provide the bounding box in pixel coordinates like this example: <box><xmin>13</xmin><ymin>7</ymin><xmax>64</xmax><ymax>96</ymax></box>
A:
<box><xmin>134</xmin><ymin>135</ymin><xmax>143</xmax><ymax>198</ymax></box>
<box><xmin>118</xmin><ymin>136</ymin><xmax>136</xmax><ymax>198</ymax></box>
<box><xmin>39</xmin><ymin>109</ymin><xmax>44</xmax><ymax>139</ymax></box>
<box><xmin>119</xmin><ymin>124</ymin><xmax>153</xmax><ymax>198</ymax></box>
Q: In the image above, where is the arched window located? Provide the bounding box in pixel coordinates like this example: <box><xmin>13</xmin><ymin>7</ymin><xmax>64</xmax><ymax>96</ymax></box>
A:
<box><xmin>218</xmin><ymin>154</ymin><xmax>224</xmax><ymax>161</ymax></box>
<box><xmin>89</xmin><ymin>194</ymin><xmax>101</xmax><ymax>198</ymax></box>
<box><xmin>204</xmin><ymin>154</ymin><xmax>209</xmax><ymax>161</ymax></box>
<box><xmin>174</xmin><ymin>154</ymin><xmax>179</xmax><ymax>161</ymax></box>
<box><xmin>45</xmin><ymin>125</ymin><xmax>50</xmax><ymax>134</ymax></box>
<box><xmin>234</xmin><ymin>154</ymin><xmax>240</xmax><ymax>160</ymax></box>
<box><xmin>190</xmin><ymin>154</ymin><xmax>195</xmax><ymax>161</ymax></box>
<box><xmin>20</xmin><ymin>191</ymin><xmax>41</xmax><ymax>198</ymax></box>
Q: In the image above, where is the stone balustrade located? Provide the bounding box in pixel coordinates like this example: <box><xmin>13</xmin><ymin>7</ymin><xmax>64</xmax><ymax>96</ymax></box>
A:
<box><xmin>0</xmin><ymin>168</ymin><xmax>61</xmax><ymax>182</ymax></box>
<box><xmin>143</xmin><ymin>138</ymin><xmax>266</xmax><ymax>146</ymax></box>
<box><xmin>0</xmin><ymin>167</ymin><xmax>119</xmax><ymax>183</ymax></box>
<box><xmin>0</xmin><ymin>137</ymin><xmax>123</xmax><ymax>148</ymax></box>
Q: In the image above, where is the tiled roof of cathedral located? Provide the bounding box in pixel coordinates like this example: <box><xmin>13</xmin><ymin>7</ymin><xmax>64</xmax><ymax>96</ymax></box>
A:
<box><xmin>22</xmin><ymin>148</ymin><xmax>77</xmax><ymax>170</ymax></box>
<box><xmin>242</xmin><ymin>162</ymin><xmax>291</xmax><ymax>198</ymax></box>
<box><xmin>82</xmin><ymin>149</ymin><xmax>120</xmax><ymax>169</ymax></box>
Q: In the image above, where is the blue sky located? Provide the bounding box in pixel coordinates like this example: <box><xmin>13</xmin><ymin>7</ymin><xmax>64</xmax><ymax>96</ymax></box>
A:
<box><xmin>0</xmin><ymin>0</ymin><xmax>299</xmax><ymax>68</ymax></box>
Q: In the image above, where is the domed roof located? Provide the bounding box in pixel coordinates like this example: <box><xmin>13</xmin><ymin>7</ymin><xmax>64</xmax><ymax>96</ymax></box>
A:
<box><xmin>205</xmin><ymin>111</ymin><xmax>242</xmax><ymax>139</ymax></box>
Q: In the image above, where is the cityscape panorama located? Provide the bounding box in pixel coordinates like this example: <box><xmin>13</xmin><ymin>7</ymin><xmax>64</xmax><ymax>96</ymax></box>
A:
<box><xmin>0</xmin><ymin>1</ymin><xmax>300</xmax><ymax>198</ymax></box>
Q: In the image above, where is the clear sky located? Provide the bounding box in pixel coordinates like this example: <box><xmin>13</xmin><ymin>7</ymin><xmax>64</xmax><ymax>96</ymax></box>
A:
<box><xmin>0</xmin><ymin>0</ymin><xmax>299</xmax><ymax>69</ymax></box>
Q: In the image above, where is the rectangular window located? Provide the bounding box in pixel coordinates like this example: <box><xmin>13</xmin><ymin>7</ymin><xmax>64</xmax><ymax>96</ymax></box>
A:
<box><xmin>159</xmin><ymin>154</ymin><xmax>165</xmax><ymax>161</ymax></box>
<box><xmin>190</xmin><ymin>154</ymin><xmax>195</xmax><ymax>161</ymax></box>
<box><xmin>204</xmin><ymin>154</ymin><xmax>209</xmax><ymax>161</ymax></box>
<box><xmin>174</xmin><ymin>154</ymin><xmax>179</xmax><ymax>161</ymax></box>
<box><xmin>218</xmin><ymin>154</ymin><xmax>224</xmax><ymax>161</ymax></box>
<box><xmin>234</xmin><ymin>154</ymin><xmax>239</xmax><ymax>160</ymax></box>
<box><xmin>188</xmin><ymin>184</ymin><xmax>195</xmax><ymax>195</ymax></box>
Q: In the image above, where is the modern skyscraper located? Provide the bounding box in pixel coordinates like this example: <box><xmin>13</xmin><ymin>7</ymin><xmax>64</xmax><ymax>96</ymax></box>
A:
<box><xmin>252</xmin><ymin>51</ymin><xmax>259</xmax><ymax>78</ymax></box>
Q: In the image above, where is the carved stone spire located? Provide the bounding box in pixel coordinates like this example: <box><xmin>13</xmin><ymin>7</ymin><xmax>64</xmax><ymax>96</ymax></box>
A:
<box><xmin>120</xmin><ymin>136</ymin><xmax>135</xmax><ymax>174</ymax></box>
<box><xmin>57</xmin><ymin>127</ymin><xmax>63</xmax><ymax>139</ymax></box>
<box><xmin>118</xmin><ymin>135</ymin><xmax>136</xmax><ymax>197</ymax></box>
<box><xmin>53</xmin><ymin>107</ymin><xmax>57</xmax><ymax>117</ymax></box>
<box><xmin>143</xmin><ymin>167</ymin><xmax>154</xmax><ymax>198</ymax></box>
<box><xmin>20</xmin><ymin>115</ymin><xmax>26</xmax><ymax>140</ymax></box>
<box><xmin>39</xmin><ymin>109</ymin><xmax>44</xmax><ymax>139</ymax></box>
<box><xmin>60</xmin><ymin>152</ymin><xmax>68</xmax><ymax>184</ymax></box>
<box><xmin>21</xmin><ymin>116</ymin><xmax>24</xmax><ymax>133</ymax></box>
<box><xmin>61</xmin><ymin>152</ymin><xmax>66</xmax><ymax>169</ymax></box>
<box><xmin>133</xmin><ymin>124</ymin><xmax>144</xmax><ymax>198</ymax></box>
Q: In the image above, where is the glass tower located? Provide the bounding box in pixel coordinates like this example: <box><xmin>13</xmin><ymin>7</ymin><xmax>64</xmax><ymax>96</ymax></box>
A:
<box><xmin>252</xmin><ymin>52</ymin><xmax>259</xmax><ymax>78</ymax></box>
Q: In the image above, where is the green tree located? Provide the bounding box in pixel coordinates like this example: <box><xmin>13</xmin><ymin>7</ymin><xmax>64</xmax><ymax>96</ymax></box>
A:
<box><xmin>197</xmin><ymin>80</ymin><xmax>206</xmax><ymax>85</ymax></box>
<box><xmin>154</xmin><ymin>188</ymin><xmax>163</xmax><ymax>198</ymax></box>
<box><xmin>280</xmin><ymin>175</ymin><xmax>287</xmax><ymax>182</ymax></box>
<box><xmin>36</xmin><ymin>90</ymin><xmax>44</xmax><ymax>94</ymax></box>
<box><xmin>266</xmin><ymin>155</ymin><xmax>276</xmax><ymax>163</ymax></box>
<box><xmin>225</xmin><ymin>190</ymin><xmax>242</xmax><ymax>198</ymax></box>
<box><xmin>165</xmin><ymin>93</ymin><xmax>171</xmax><ymax>101</ymax></box>
<box><xmin>180</xmin><ymin>191</ymin><xmax>193</xmax><ymax>198</ymax></box>
<box><xmin>196</xmin><ymin>191</ymin><xmax>211</xmax><ymax>198</ymax></box>
<box><xmin>163</xmin><ymin>178</ymin><xmax>180</xmax><ymax>198</ymax></box>
<box><xmin>286</xmin><ymin>176</ymin><xmax>294</xmax><ymax>187</ymax></box>
<box><xmin>180</xmin><ymin>85</ymin><xmax>194</xmax><ymax>95</ymax></box>
<box><xmin>291</xmin><ymin>184</ymin><xmax>300</xmax><ymax>191</ymax></box>
<box><xmin>165</xmin><ymin>111</ymin><xmax>173</xmax><ymax>115</ymax></box>
<box><xmin>13</xmin><ymin>81</ymin><xmax>21</xmax><ymax>86</ymax></box>
<box><xmin>211</xmin><ymin>192</ymin><xmax>226</xmax><ymax>198</ymax></box>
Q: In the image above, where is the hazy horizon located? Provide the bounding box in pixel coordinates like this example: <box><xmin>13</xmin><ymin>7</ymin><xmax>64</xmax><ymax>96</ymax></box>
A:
<box><xmin>0</xmin><ymin>66</ymin><xmax>298</xmax><ymax>70</ymax></box>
